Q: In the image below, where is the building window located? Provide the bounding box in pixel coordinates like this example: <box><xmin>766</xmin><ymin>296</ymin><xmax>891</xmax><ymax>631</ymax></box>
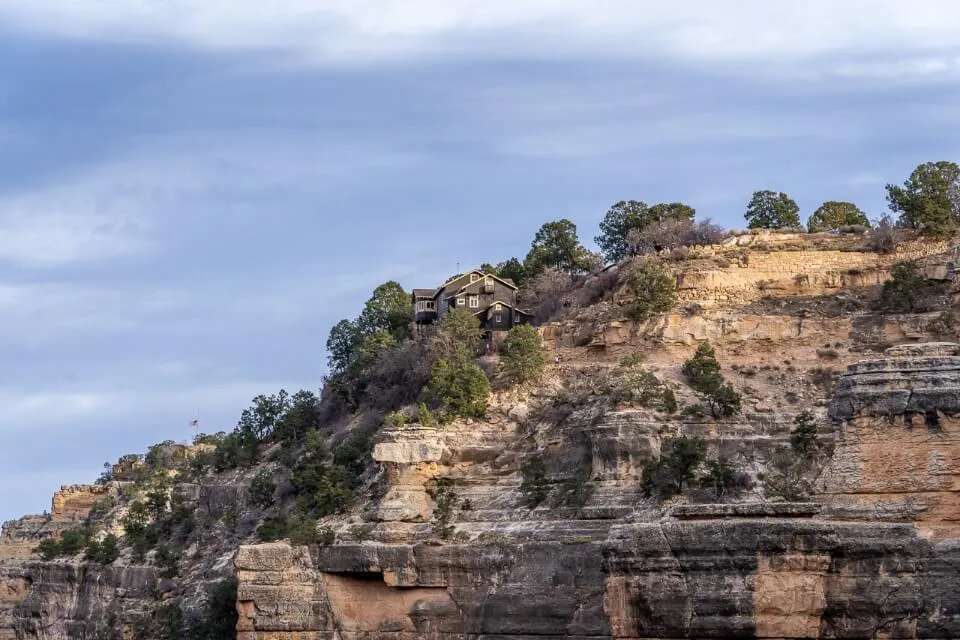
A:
<box><xmin>457</xmin><ymin>296</ymin><xmax>465</xmax><ymax>307</ymax></box>
<box><xmin>470</xmin><ymin>273</ymin><xmax>479</xmax><ymax>282</ymax></box>
<box><xmin>426</xmin><ymin>300</ymin><xmax>435</xmax><ymax>311</ymax></box>
<box><xmin>416</xmin><ymin>301</ymin><xmax>422</xmax><ymax>311</ymax></box>
<box><xmin>494</xmin><ymin>303</ymin><xmax>502</xmax><ymax>311</ymax></box>
<box><xmin>495</xmin><ymin>312</ymin><xmax>502</xmax><ymax>323</ymax></box>
<box><xmin>469</xmin><ymin>295</ymin><xmax>479</xmax><ymax>308</ymax></box>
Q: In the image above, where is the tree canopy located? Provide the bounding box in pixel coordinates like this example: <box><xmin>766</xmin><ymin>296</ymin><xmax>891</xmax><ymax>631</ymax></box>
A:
<box><xmin>744</xmin><ymin>191</ymin><xmax>801</xmax><ymax>229</ymax></box>
<box><xmin>886</xmin><ymin>161</ymin><xmax>960</xmax><ymax>237</ymax></box>
<box><xmin>595</xmin><ymin>200</ymin><xmax>696</xmax><ymax>263</ymax></box>
<box><xmin>357</xmin><ymin>280</ymin><xmax>412</xmax><ymax>341</ymax></box>
<box><xmin>499</xmin><ymin>324</ymin><xmax>547</xmax><ymax>385</ymax></box>
<box><xmin>524</xmin><ymin>219</ymin><xmax>593</xmax><ymax>275</ymax></box>
<box><xmin>807</xmin><ymin>201</ymin><xmax>870</xmax><ymax>232</ymax></box>
<box><xmin>325</xmin><ymin>281</ymin><xmax>411</xmax><ymax>377</ymax></box>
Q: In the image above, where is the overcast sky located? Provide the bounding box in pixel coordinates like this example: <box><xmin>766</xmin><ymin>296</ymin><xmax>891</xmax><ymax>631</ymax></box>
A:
<box><xmin>2</xmin><ymin>1</ymin><xmax>960</xmax><ymax>522</ymax></box>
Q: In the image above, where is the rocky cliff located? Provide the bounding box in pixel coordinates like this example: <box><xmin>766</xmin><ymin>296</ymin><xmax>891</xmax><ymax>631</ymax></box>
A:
<box><xmin>3</xmin><ymin>232</ymin><xmax>960</xmax><ymax>640</ymax></box>
<box><xmin>233</xmin><ymin>342</ymin><xmax>960</xmax><ymax>639</ymax></box>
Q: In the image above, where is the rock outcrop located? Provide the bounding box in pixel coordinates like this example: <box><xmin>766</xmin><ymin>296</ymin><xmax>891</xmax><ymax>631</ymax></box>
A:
<box><xmin>4</xmin><ymin>236</ymin><xmax>960</xmax><ymax>639</ymax></box>
<box><xmin>233</xmin><ymin>342</ymin><xmax>960</xmax><ymax>639</ymax></box>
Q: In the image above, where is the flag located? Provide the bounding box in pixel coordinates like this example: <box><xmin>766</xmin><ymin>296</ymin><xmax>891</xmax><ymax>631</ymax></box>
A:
<box><xmin>189</xmin><ymin>419</ymin><xmax>199</xmax><ymax>427</ymax></box>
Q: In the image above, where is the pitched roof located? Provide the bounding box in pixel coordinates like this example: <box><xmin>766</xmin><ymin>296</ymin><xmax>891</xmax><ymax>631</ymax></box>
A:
<box><xmin>431</xmin><ymin>269</ymin><xmax>519</xmax><ymax>299</ymax></box>
<box><xmin>412</xmin><ymin>289</ymin><xmax>435</xmax><ymax>297</ymax></box>
<box><xmin>472</xmin><ymin>300</ymin><xmax>534</xmax><ymax>316</ymax></box>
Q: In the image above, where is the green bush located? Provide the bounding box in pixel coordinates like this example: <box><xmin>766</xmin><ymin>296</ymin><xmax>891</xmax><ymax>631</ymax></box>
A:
<box><xmin>429</xmin><ymin>478</ymin><xmax>458</xmax><ymax>540</ymax></box>
<box><xmin>879</xmin><ymin>261</ymin><xmax>938</xmax><ymax>312</ymax></box>
<box><xmin>292</xmin><ymin>430</ymin><xmax>355</xmax><ymax>517</ymax></box>
<box><xmin>626</xmin><ymin>262</ymin><xmax>677</xmax><ymax>321</ymax></box>
<box><xmin>641</xmin><ymin>436</ymin><xmax>707</xmax><ymax>499</ymax></box>
<box><xmin>763</xmin><ymin>447</ymin><xmax>811</xmax><ymax>501</ymax></box>
<box><xmin>789</xmin><ymin>411</ymin><xmax>819</xmax><ymax>457</ymax></box>
<box><xmin>185</xmin><ymin>577</ymin><xmax>238</xmax><ymax>640</ymax></box>
<box><xmin>662</xmin><ymin>388</ymin><xmax>678</xmax><ymax>414</ymax></box>
<box><xmin>248</xmin><ymin>470</ymin><xmax>276</xmax><ymax>508</ymax></box>
<box><xmin>699</xmin><ymin>456</ymin><xmax>749</xmax><ymax>500</ymax></box>
<box><xmin>35</xmin><ymin>527</ymin><xmax>92</xmax><ymax>560</ymax></box>
<box><xmin>256</xmin><ymin>517</ymin><xmax>289</xmax><ymax>542</ymax></box>
<box><xmin>288</xmin><ymin>515</ymin><xmax>335</xmax><ymax>546</ymax></box>
<box><xmin>681</xmin><ymin>343</ymin><xmax>741</xmax><ymax>418</ymax></box>
<box><xmin>418</xmin><ymin>402</ymin><xmax>435</xmax><ymax>426</ymax></box>
<box><xmin>422</xmin><ymin>353</ymin><xmax>490</xmax><ymax>421</ymax></box>
<box><xmin>84</xmin><ymin>534</ymin><xmax>120</xmax><ymax>564</ymax></box>
<box><xmin>499</xmin><ymin>324</ymin><xmax>547</xmax><ymax>385</ymax></box>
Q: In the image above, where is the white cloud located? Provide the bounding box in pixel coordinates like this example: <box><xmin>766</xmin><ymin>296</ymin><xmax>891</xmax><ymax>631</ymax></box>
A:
<box><xmin>3</xmin><ymin>1</ymin><xmax>960</xmax><ymax>77</ymax></box>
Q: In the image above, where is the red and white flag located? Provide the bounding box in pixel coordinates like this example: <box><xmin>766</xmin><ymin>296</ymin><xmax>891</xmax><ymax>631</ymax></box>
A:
<box><xmin>189</xmin><ymin>419</ymin><xmax>199</xmax><ymax>427</ymax></box>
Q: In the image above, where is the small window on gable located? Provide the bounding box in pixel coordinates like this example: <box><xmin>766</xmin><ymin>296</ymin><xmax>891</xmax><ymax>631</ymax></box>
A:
<box><xmin>494</xmin><ymin>302</ymin><xmax>502</xmax><ymax>311</ymax></box>
<box><xmin>495</xmin><ymin>312</ymin><xmax>502</xmax><ymax>323</ymax></box>
<box><xmin>470</xmin><ymin>273</ymin><xmax>479</xmax><ymax>282</ymax></box>
<box><xmin>469</xmin><ymin>295</ymin><xmax>479</xmax><ymax>308</ymax></box>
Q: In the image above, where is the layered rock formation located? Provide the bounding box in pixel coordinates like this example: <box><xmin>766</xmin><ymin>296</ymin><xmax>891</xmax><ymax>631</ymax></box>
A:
<box><xmin>3</xmin><ymin>235</ymin><xmax>960</xmax><ymax>639</ymax></box>
<box><xmin>235</xmin><ymin>343</ymin><xmax>960</xmax><ymax>639</ymax></box>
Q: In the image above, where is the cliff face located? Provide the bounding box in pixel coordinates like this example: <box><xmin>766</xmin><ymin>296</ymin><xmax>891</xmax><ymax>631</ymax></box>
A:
<box><xmin>3</xmin><ymin>233</ymin><xmax>960</xmax><ymax>640</ymax></box>
<box><xmin>233</xmin><ymin>343</ymin><xmax>960</xmax><ymax>639</ymax></box>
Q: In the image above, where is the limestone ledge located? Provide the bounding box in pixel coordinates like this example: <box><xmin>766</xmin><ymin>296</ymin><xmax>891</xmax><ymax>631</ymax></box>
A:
<box><xmin>235</xmin><ymin>516</ymin><xmax>960</xmax><ymax>639</ymax></box>
<box><xmin>673</xmin><ymin>239</ymin><xmax>949</xmax><ymax>307</ymax></box>
<box><xmin>829</xmin><ymin>346</ymin><xmax>960</xmax><ymax>421</ymax></box>
<box><xmin>50</xmin><ymin>484</ymin><xmax>113</xmax><ymax>523</ymax></box>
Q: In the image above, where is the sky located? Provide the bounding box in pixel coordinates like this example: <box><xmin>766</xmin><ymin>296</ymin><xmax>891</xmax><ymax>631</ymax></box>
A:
<box><xmin>2</xmin><ymin>1</ymin><xmax>960</xmax><ymax>522</ymax></box>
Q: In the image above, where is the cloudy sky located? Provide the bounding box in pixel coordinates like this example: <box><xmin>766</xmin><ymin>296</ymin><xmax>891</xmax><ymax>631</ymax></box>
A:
<box><xmin>2</xmin><ymin>1</ymin><xmax>960</xmax><ymax>521</ymax></box>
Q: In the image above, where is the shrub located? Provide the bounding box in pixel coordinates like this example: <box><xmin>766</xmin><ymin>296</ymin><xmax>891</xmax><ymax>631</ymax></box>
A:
<box><xmin>681</xmin><ymin>343</ymin><xmax>722</xmax><ymax>388</ymax></box>
<box><xmin>763</xmin><ymin>447</ymin><xmax>811</xmax><ymax>501</ymax></box>
<box><xmin>422</xmin><ymin>354</ymin><xmax>490</xmax><ymax>421</ymax></box>
<box><xmin>626</xmin><ymin>262</ymin><xmax>677</xmax><ymax>321</ymax></box>
<box><xmin>292</xmin><ymin>434</ymin><xmax>354</xmax><ymax>518</ymax></box>
<box><xmin>248</xmin><ymin>471</ymin><xmax>276</xmax><ymax>509</ymax></box>
<box><xmin>499</xmin><ymin>324</ymin><xmax>547</xmax><ymax>385</ymax></box>
<box><xmin>84</xmin><ymin>534</ymin><xmax>120</xmax><ymax>564</ymax></box>
<box><xmin>681</xmin><ymin>343</ymin><xmax>742</xmax><ymax>417</ymax></box>
<box><xmin>619</xmin><ymin>352</ymin><xmax>644</xmax><ymax>368</ymax></box>
<box><xmin>184</xmin><ymin>577</ymin><xmax>239</xmax><ymax>640</ymax></box>
<box><xmin>662</xmin><ymin>388</ymin><xmax>678</xmax><ymax>414</ymax></box>
<box><xmin>429</xmin><ymin>478</ymin><xmax>458</xmax><ymax>540</ymax></box>
<box><xmin>627</xmin><ymin>218</ymin><xmax>726</xmax><ymax>254</ymax></box>
<box><xmin>789</xmin><ymin>411</ymin><xmax>819</xmax><ymax>457</ymax></box>
<box><xmin>700</xmin><ymin>457</ymin><xmax>737</xmax><ymax>500</ymax></box>
<box><xmin>431</xmin><ymin>307</ymin><xmax>485</xmax><ymax>359</ymax></box>
<box><xmin>519</xmin><ymin>455</ymin><xmax>550</xmax><ymax>507</ymax></box>
<box><xmin>287</xmin><ymin>515</ymin><xmax>335</xmax><ymax>546</ymax></box>
<box><xmin>418</xmin><ymin>402</ymin><xmax>435</xmax><ymax>427</ymax></box>
<box><xmin>806</xmin><ymin>201</ymin><xmax>869</xmax><ymax>232</ymax></box>
<box><xmin>642</xmin><ymin>436</ymin><xmax>707</xmax><ymax>499</ymax></box>
<box><xmin>518</xmin><ymin>267</ymin><xmax>576</xmax><ymax>322</ymax></box>
<box><xmin>879</xmin><ymin>261</ymin><xmax>937</xmax><ymax>312</ymax></box>
<box><xmin>256</xmin><ymin>517</ymin><xmax>289</xmax><ymax>542</ymax></box>
<box><xmin>868</xmin><ymin>214</ymin><xmax>897</xmax><ymax>253</ymax></box>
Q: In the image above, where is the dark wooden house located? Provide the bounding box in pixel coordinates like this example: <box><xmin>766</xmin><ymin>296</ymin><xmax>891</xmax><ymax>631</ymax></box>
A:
<box><xmin>412</xmin><ymin>269</ymin><xmax>532</xmax><ymax>334</ymax></box>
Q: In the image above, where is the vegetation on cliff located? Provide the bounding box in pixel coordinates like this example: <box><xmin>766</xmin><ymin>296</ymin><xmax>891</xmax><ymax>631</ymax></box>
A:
<box><xmin>9</xmin><ymin>157</ymin><xmax>960</xmax><ymax>639</ymax></box>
